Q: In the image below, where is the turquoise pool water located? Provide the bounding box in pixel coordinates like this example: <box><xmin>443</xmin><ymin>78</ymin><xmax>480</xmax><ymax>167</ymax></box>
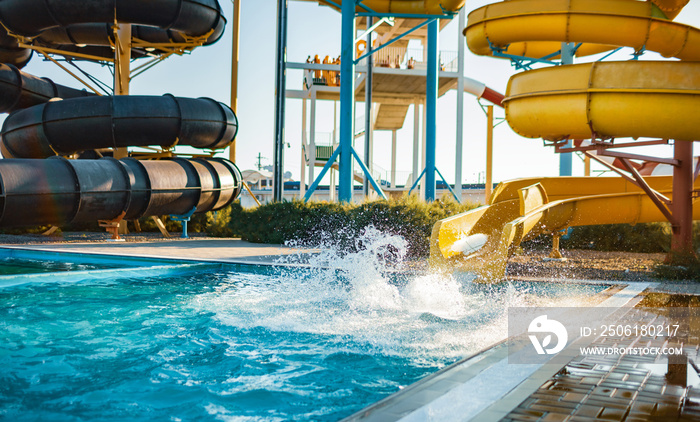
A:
<box><xmin>0</xmin><ymin>256</ymin><xmax>124</xmax><ymax>275</ymax></box>
<box><xmin>0</xmin><ymin>235</ymin><xmax>608</xmax><ymax>421</ymax></box>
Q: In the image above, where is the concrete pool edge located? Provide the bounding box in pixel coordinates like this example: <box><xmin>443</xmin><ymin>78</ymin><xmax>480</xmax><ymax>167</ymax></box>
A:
<box><xmin>0</xmin><ymin>244</ymin><xmax>319</xmax><ymax>270</ymax></box>
<box><xmin>342</xmin><ymin>282</ymin><xmax>652</xmax><ymax>422</ymax></box>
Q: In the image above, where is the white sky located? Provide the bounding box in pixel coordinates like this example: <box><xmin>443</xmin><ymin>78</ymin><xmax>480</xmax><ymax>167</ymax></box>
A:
<box><xmin>4</xmin><ymin>0</ymin><xmax>700</xmax><ymax>186</ymax></box>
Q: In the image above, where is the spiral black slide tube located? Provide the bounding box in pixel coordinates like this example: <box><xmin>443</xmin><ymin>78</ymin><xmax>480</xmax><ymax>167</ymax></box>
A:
<box><xmin>1</xmin><ymin>95</ymin><xmax>238</xmax><ymax>158</ymax></box>
<box><xmin>0</xmin><ymin>0</ymin><xmax>244</xmax><ymax>229</ymax></box>
<box><xmin>0</xmin><ymin>157</ymin><xmax>242</xmax><ymax>227</ymax></box>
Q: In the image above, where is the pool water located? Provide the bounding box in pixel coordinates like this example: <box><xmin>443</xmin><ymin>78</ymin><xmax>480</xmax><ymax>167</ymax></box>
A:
<box><xmin>0</xmin><ymin>256</ymin><xmax>124</xmax><ymax>275</ymax></box>
<box><xmin>0</xmin><ymin>230</ymin><xmax>608</xmax><ymax>421</ymax></box>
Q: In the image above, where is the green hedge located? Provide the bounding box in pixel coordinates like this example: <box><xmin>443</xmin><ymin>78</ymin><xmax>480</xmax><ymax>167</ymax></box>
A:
<box><xmin>523</xmin><ymin>222</ymin><xmax>700</xmax><ymax>280</ymax></box>
<box><xmin>220</xmin><ymin>195</ymin><xmax>478</xmax><ymax>258</ymax></box>
<box><xmin>561</xmin><ymin>223</ymin><xmax>677</xmax><ymax>253</ymax></box>
<box><xmin>523</xmin><ymin>222</ymin><xmax>700</xmax><ymax>254</ymax></box>
<box><xmin>654</xmin><ymin>251</ymin><xmax>700</xmax><ymax>281</ymax></box>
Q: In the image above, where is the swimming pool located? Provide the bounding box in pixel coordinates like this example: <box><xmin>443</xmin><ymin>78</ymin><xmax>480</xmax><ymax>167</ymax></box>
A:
<box><xmin>0</xmin><ymin>236</ymin><xmax>610</xmax><ymax>420</ymax></box>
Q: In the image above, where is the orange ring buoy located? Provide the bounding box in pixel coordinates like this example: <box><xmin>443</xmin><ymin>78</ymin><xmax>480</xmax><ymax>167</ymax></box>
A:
<box><xmin>356</xmin><ymin>40</ymin><xmax>367</xmax><ymax>59</ymax></box>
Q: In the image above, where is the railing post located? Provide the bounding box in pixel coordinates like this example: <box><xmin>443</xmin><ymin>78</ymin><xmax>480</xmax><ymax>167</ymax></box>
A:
<box><xmin>485</xmin><ymin>105</ymin><xmax>494</xmax><ymax>204</ymax></box>
<box><xmin>391</xmin><ymin>130</ymin><xmax>397</xmax><ymax>188</ymax></box>
<box><xmin>299</xmin><ymin>98</ymin><xmax>307</xmax><ymax>199</ymax></box>
<box><xmin>364</xmin><ymin>16</ymin><xmax>374</xmax><ymax>197</ymax></box>
<box><xmin>412</xmin><ymin>99</ymin><xmax>421</xmax><ymax>192</ymax></box>
<box><xmin>455</xmin><ymin>8</ymin><xmax>466</xmax><ymax>201</ymax></box>
<box><xmin>309</xmin><ymin>89</ymin><xmax>317</xmax><ymax>196</ymax></box>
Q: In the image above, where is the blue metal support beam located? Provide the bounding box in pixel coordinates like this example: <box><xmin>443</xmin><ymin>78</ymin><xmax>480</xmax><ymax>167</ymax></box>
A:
<box><xmin>355</xmin><ymin>18</ymin><xmax>433</xmax><ymax>64</ymax></box>
<box><xmin>355</xmin><ymin>17</ymin><xmax>392</xmax><ymax>43</ymax></box>
<box><xmin>435</xmin><ymin>168</ymin><xmax>461</xmax><ymax>203</ymax></box>
<box><xmin>321</xmin><ymin>0</ymin><xmax>342</xmax><ymax>10</ymax></box>
<box><xmin>424</xmin><ymin>18</ymin><xmax>439</xmax><ymax>201</ymax></box>
<box><xmin>597</xmin><ymin>47</ymin><xmax>623</xmax><ymax>62</ymax></box>
<box><xmin>303</xmin><ymin>147</ymin><xmax>342</xmax><ymax>201</ymax></box>
<box><xmin>355</xmin><ymin>0</ymin><xmax>376</xmax><ymax>14</ymax></box>
<box><xmin>338</xmin><ymin>0</ymin><xmax>356</xmax><ymax>202</ymax></box>
<box><xmin>169</xmin><ymin>207</ymin><xmax>197</xmax><ymax>239</ymax></box>
<box><xmin>559</xmin><ymin>42</ymin><xmax>574</xmax><ymax>177</ymax></box>
<box><xmin>351</xmin><ymin>148</ymin><xmax>387</xmax><ymax>199</ymax></box>
<box><xmin>302</xmin><ymin>145</ymin><xmax>387</xmax><ymax>202</ymax></box>
<box><xmin>273</xmin><ymin>0</ymin><xmax>288</xmax><ymax>202</ymax></box>
<box><xmin>408</xmin><ymin>168</ymin><xmax>427</xmax><ymax>195</ymax></box>
<box><xmin>357</xmin><ymin>12</ymin><xmax>454</xmax><ymax>19</ymax></box>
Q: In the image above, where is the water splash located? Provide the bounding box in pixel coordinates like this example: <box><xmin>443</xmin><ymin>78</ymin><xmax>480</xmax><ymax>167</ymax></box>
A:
<box><xmin>192</xmin><ymin>226</ymin><xmax>605</xmax><ymax>363</ymax></box>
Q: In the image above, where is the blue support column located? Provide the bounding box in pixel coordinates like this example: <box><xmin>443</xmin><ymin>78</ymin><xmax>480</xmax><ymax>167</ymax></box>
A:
<box><xmin>338</xmin><ymin>0</ymin><xmax>356</xmax><ymax>202</ymax></box>
<box><xmin>169</xmin><ymin>207</ymin><xmax>196</xmax><ymax>239</ymax></box>
<box><xmin>273</xmin><ymin>0</ymin><xmax>288</xmax><ymax>201</ymax></box>
<box><xmin>425</xmin><ymin>19</ymin><xmax>439</xmax><ymax>201</ymax></box>
<box><xmin>559</xmin><ymin>140</ymin><xmax>573</xmax><ymax>176</ymax></box>
<box><xmin>559</xmin><ymin>42</ymin><xmax>574</xmax><ymax>177</ymax></box>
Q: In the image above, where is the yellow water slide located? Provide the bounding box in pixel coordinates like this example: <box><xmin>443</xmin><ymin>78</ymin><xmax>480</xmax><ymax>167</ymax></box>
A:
<box><xmin>465</xmin><ymin>0</ymin><xmax>700</xmax><ymax>61</ymax></box>
<box><xmin>430</xmin><ymin>0</ymin><xmax>699</xmax><ymax>281</ymax></box>
<box><xmin>464</xmin><ymin>0</ymin><xmax>700</xmax><ymax>141</ymax></box>
<box><xmin>505</xmin><ymin>61</ymin><xmax>700</xmax><ymax>142</ymax></box>
<box><xmin>430</xmin><ymin>177</ymin><xmax>700</xmax><ymax>280</ymax></box>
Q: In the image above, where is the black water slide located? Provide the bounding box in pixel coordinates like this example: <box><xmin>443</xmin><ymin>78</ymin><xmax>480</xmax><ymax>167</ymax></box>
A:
<box><xmin>0</xmin><ymin>0</ymin><xmax>242</xmax><ymax>227</ymax></box>
<box><xmin>0</xmin><ymin>157</ymin><xmax>242</xmax><ymax>227</ymax></box>
<box><xmin>1</xmin><ymin>95</ymin><xmax>237</xmax><ymax>158</ymax></box>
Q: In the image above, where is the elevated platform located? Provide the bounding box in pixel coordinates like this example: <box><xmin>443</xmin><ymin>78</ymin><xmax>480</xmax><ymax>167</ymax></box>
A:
<box><xmin>287</xmin><ymin>66</ymin><xmax>461</xmax><ymax>131</ymax></box>
<box><xmin>288</xmin><ymin>66</ymin><xmax>461</xmax><ymax>102</ymax></box>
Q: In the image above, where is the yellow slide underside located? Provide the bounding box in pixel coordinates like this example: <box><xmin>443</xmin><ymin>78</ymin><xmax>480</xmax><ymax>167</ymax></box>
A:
<box><xmin>465</xmin><ymin>0</ymin><xmax>700</xmax><ymax>60</ymax></box>
<box><xmin>504</xmin><ymin>61</ymin><xmax>700</xmax><ymax>142</ymax></box>
<box><xmin>429</xmin><ymin>177</ymin><xmax>700</xmax><ymax>282</ymax></box>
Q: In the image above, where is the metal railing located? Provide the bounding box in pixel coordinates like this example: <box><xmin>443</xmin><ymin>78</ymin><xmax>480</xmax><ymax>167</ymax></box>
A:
<box><xmin>305</xmin><ymin>49</ymin><xmax>459</xmax><ymax>89</ymax></box>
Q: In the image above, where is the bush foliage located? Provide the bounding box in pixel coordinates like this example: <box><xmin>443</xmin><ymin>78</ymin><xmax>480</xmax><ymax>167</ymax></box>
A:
<box><xmin>524</xmin><ymin>222</ymin><xmax>700</xmax><ymax>255</ymax></box>
<box><xmin>561</xmin><ymin>223</ymin><xmax>674</xmax><ymax>253</ymax></box>
<box><xmin>221</xmin><ymin>195</ymin><xmax>478</xmax><ymax>258</ymax></box>
<box><xmin>653</xmin><ymin>251</ymin><xmax>700</xmax><ymax>281</ymax></box>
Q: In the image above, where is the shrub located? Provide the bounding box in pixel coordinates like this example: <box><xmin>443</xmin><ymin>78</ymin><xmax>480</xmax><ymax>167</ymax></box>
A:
<box><xmin>223</xmin><ymin>194</ymin><xmax>478</xmax><ymax>258</ymax></box>
<box><xmin>654</xmin><ymin>251</ymin><xmax>700</xmax><ymax>281</ymax></box>
<box><xmin>561</xmin><ymin>222</ymin><xmax>673</xmax><ymax>253</ymax></box>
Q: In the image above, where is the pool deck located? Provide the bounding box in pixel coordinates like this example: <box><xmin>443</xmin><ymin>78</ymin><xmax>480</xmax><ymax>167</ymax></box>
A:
<box><xmin>2</xmin><ymin>238</ymin><xmax>699</xmax><ymax>422</ymax></box>
<box><xmin>342</xmin><ymin>282</ymin><xmax>700</xmax><ymax>422</ymax></box>
<box><xmin>0</xmin><ymin>238</ymin><xmax>315</xmax><ymax>265</ymax></box>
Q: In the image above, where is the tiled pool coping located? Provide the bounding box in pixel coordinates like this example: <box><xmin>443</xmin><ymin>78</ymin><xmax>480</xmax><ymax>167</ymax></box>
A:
<box><xmin>342</xmin><ymin>282</ymin><xmax>651</xmax><ymax>421</ymax></box>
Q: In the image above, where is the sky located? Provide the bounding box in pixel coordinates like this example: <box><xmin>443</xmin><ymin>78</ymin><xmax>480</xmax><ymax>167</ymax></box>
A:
<box><xmin>4</xmin><ymin>0</ymin><xmax>700</xmax><ymax>187</ymax></box>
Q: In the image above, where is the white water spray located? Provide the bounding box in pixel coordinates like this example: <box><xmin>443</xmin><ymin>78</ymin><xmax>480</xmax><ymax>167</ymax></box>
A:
<box><xmin>191</xmin><ymin>226</ymin><xmax>606</xmax><ymax>361</ymax></box>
